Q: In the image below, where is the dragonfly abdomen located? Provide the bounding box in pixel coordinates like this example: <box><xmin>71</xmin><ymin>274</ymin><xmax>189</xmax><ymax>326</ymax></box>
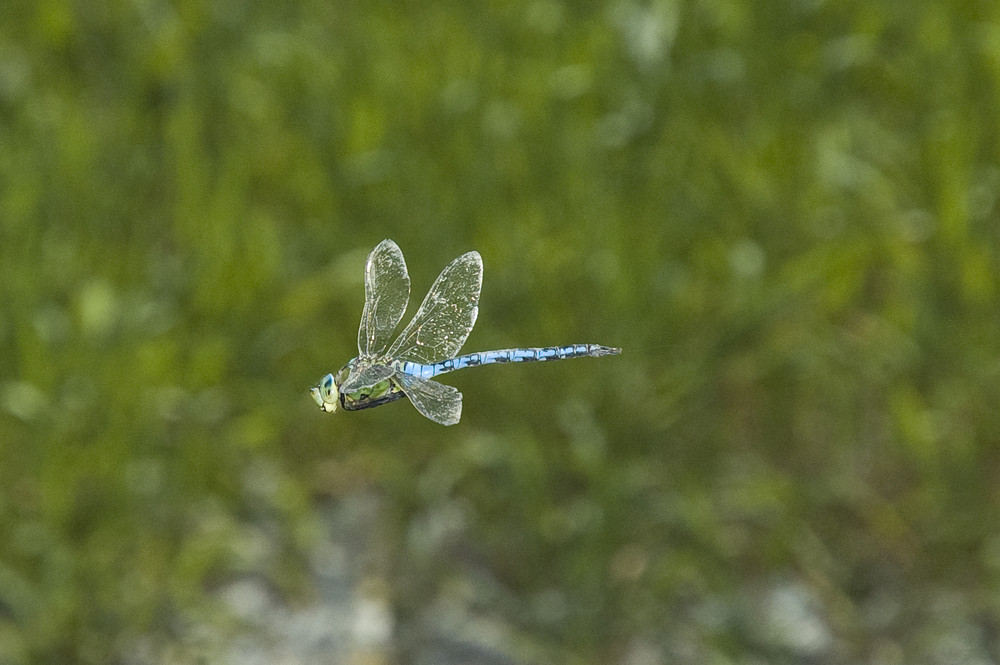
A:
<box><xmin>400</xmin><ymin>344</ymin><xmax>621</xmax><ymax>379</ymax></box>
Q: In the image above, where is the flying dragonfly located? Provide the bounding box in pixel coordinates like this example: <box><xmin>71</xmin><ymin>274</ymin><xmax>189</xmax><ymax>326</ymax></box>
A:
<box><xmin>310</xmin><ymin>239</ymin><xmax>620</xmax><ymax>425</ymax></box>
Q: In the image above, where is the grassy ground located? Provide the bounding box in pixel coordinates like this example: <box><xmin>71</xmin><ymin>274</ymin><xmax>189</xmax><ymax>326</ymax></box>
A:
<box><xmin>2</xmin><ymin>1</ymin><xmax>999</xmax><ymax>663</ymax></box>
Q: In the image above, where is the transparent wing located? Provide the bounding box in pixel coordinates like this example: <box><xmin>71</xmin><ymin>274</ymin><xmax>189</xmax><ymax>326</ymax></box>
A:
<box><xmin>395</xmin><ymin>372</ymin><xmax>463</xmax><ymax>426</ymax></box>
<box><xmin>357</xmin><ymin>239</ymin><xmax>410</xmax><ymax>358</ymax></box>
<box><xmin>339</xmin><ymin>362</ymin><xmax>395</xmax><ymax>394</ymax></box>
<box><xmin>385</xmin><ymin>251</ymin><xmax>482</xmax><ymax>364</ymax></box>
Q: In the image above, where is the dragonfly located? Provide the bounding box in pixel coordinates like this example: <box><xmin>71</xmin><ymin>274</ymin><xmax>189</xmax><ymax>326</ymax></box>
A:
<box><xmin>310</xmin><ymin>239</ymin><xmax>620</xmax><ymax>425</ymax></box>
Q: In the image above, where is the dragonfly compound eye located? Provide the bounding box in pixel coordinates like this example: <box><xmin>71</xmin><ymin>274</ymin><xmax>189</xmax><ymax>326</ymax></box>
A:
<box><xmin>310</xmin><ymin>374</ymin><xmax>340</xmax><ymax>412</ymax></box>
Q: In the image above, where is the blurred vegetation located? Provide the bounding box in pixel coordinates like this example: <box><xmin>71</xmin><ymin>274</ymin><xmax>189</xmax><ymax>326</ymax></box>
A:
<box><xmin>2</xmin><ymin>0</ymin><xmax>1000</xmax><ymax>663</ymax></box>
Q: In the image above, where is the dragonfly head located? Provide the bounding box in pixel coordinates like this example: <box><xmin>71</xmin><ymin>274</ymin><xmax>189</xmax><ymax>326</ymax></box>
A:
<box><xmin>310</xmin><ymin>373</ymin><xmax>340</xmax><ymax>413</ymax></box>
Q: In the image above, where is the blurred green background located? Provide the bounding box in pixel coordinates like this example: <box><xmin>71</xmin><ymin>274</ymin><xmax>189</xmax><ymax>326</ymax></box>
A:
<box><xmin>2</xmin><ymin>0</ymin><xmax>1000</xmax><ymax>663</ymax></box>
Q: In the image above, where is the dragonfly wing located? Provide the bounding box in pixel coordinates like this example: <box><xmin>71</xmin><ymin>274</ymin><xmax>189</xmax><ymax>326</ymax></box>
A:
<box><xmin>339</xmin><ymin>362</ymin><xmax>396</xmax><ymax>394</ymax></box>
<box><xmin>385</xmin><ymin>250</ymin><xmax>483</xmax><ymax>364</ymax></box>
<box><xmin>357</xmin><ymin>239</ymin><xmax>410</xmax><ymax>358</ymax></box>
<box><xmin>395</xmin><ymin>372</ymin><xmax>463</xmax><ymax>426</ymax></box>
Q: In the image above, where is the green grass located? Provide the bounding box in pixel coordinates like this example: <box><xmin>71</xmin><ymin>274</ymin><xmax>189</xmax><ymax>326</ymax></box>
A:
<box><xmin>2</xmin><ymin>1</ymin><xmax>1000</xmax><ymax>662</ymax></box>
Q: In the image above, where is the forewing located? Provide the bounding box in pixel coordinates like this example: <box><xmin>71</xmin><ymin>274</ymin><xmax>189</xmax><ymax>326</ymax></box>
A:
<box><xmin>395</xmin><ymin>373</ymin><xmax>463</xmax><ymax>426</ymax></box>
<box><xmin>339</xmin><ymin>362</ymin><xmax>396</xmax><ymax>394</ymax></box>
<box><xmin>385</xmin><ymin>251</ymin><xmax>482</xmax><ymax>364</ymax></box>
<box><xmin>357</xmin><ymin>239</ymin><xmax>410</xmax><ymax>358</ymax></box>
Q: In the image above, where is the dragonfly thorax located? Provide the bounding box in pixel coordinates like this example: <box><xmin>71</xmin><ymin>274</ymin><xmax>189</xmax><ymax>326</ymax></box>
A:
<box><xmin>310</xmin><ymin>359</ymin><xmax>407</xmax><ymax>414</ymax></box>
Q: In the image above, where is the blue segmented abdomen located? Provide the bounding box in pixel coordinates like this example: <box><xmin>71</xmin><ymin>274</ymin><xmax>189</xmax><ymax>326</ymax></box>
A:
<box><xmin>398</xmin><ymin>344</ymin><xmax>621</xmax><ymax>380</ymax></box>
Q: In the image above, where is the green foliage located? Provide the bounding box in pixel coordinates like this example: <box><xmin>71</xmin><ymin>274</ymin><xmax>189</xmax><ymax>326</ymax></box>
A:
<box><xmin>2</xmin><ymin>0</ymin><xmax>1000</xmax><ymax>662</ymax></box>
